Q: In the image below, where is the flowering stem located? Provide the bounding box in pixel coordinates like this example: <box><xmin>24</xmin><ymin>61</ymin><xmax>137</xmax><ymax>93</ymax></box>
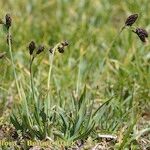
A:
<box><xmin>29</xmin><ymin>56</ymin><xmax>35</xmax><ymax>101</ymax></box>
<box><xmin>47</xmin><ymin>44</ymin><xmax>59</xmax><ymax>93</ymax></box>
<box><xmin>47</xmin><ymin>51</ymin><xmax>55</xmax><ymax>92</ymax></box>
<box><xmin>76</xmin><ymin>60</ymin><xmax>81</xmax><ymax>97</ymax></box>
<box><xmin>46</xmin><ymin>45</ymin><xmax>58</xmax><ymax>116</ymax></box>
<box><xmin>8</xmin><ymin>29</ymin><xmax>22</xmax><ymax>100</ymax></box>
<box><xmin>105</xmin><ymin>26</ymin><xmax>125</xmax><ymax>60</ymax></box>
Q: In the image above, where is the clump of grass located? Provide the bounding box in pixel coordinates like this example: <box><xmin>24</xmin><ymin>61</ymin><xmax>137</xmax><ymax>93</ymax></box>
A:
<box><xmin>10</xmin><ymin>39</ymin><xmax>70</xmax><ymax>143</ymax></box>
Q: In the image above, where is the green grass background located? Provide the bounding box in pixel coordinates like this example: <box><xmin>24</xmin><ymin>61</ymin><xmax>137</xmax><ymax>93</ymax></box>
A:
<box><xmin>0</xmin><ymin>0</ymin><xmax>150</xmax><ymax>149</ymax></box>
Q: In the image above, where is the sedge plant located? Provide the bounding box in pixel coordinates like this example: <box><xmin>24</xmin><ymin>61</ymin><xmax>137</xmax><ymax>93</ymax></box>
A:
<box><xmin>0</xmin><ymin>11</ymin><xmax>148</xmax><ymax>149</ymax></box>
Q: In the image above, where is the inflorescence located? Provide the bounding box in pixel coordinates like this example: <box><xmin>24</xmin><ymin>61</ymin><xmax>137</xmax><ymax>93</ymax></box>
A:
<box><xmin>0</xmin><ymin>13</ymin><xmax>12</xmax><ymax>29</ymax></box>
<box><xmin>0</xmin><ymin>14</ymin><xmax>13</xmax><ymax>46</ymax></box>
<box><xmin>28</xmin><ymin>41</ymin><xmax>45</xmax><ymax>58</ymax></box>
<box><xmin>124</xmin><ymin>13</ymin><xmax>148</xmax><ymax>43</ymax></box>
<box><xmin>49</xmin><ymin>40</ymin><xmax>69</xmax><ymax>54</ymax></box>
<box><xmin>28</xmin><ymin>40</ymin><xmax>69</xmax><ymax>59</ymax></box>
<box><xmin>125</xmin><ymin>14</ymin><xmax>138</xmax><ymax>26</ymax></box>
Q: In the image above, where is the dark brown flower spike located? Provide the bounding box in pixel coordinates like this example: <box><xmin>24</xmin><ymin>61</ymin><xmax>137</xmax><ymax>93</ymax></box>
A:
<box><xmin>36</xmin><ymin>45</ymin><xmax>44</xmax><ymax>54</ymax></box>
<box><xmin>61</xmin><ymin>40</ymin><xmax>69</xmax><ymax>47</ymax></box>
<box><xmin>49</xmin><ymin>40</ymin><xmax>69</xmax><ymax>54</ymax></box>
<box><xmin>57</xmin><ymin>40</ymin><xmax>69</xmax><ymax>53</ymax></box>
<box><xmin>29</xmin><ymin>41</ymin><xmax>36</xmax><ymax>55</ymax></box>
<box><xmin>58</xmin><ymin>47</ymin><xmax>64</xmax><ymax>53</ymax></box>
<box><xmin>5</xmin><ymin>14</ymin><xmax>12</xmax><ymax>29</ymax></box>
<box><xmin>135</xmin><ymin>28</ymin><xmax>148</xmax><ymax>42</ymax></box>
<box><xmin>136</xmin><ymin>28</ymin><xmax>148</xmax><ymax>37</ymax></box>
<box><xmin>125</xmin><ymin>14</ymin><xmax>138</xmax><ymax>26</ymax></box>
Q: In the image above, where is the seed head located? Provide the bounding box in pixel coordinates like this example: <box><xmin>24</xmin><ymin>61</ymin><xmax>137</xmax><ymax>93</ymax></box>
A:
<box><xmin>125</xmin><ymin>14</ymin><xmax>138</xmax><ymax>26</ymax></box>
<box><xmin>29</xmin><ymin>41</ymin><xmax>36</xmax><ymax>55</ymax></box>
<box><xmin>58</xmin><ymin>46</ymin><xmax>64</xmax><ymax>53</ymax></box>
<box><xmin>136</xmin><ymin>28</ymin><xmax>148</xmax><ymax>37</ymax></box>
<box><xmin>135</xmin><ymin>28</ymin><xmax>148</xmax><ymax>42</ymax></box>
<box><xmin>58</xmin><ymin>40</ymin><xmax>69</xmax><ymax>53</ymax></box>
<box><xmin>61</xmin><ymin>40</ymin><xmax>69</xmax><ymax>47</ymax></box>
<box><xmin>36</xmin><ymin>45</ymin><xmax>45</xmax><ymax>54</ymax></box>
<box><xmin>5</xmin><ymin>14</ymin><xmax>12</xmax><ymax>29</ymax></box>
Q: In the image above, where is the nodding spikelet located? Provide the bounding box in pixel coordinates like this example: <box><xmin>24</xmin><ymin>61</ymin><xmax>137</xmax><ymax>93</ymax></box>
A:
<box><xmin>49</xmin><ymin>40</ymin><xmax>69</xmax><ymax>54</ymax></box>
<box><xmin>125</xmin><ymin>14</ymin><xmax>138</xmax><ymax>26</ymax></box>
<box><xmin>36</xmin><ymin>45</ymin><xmax>44</xmax><ymax>54</ymax></box>
<box><xmin>29</xmin><ymin>41</ymin><xmax>36</xmax><ymax>55</ymax></box>
<box><xmin>58</xmin><ymin>46</ymin><xmax>64</xmax><ymax>53</ymax></box>
<box><xmin>58</xmin><ymin>40</ymin><xmax>69</xmax><ymax>53</ymax></box>
<box><xmin>136</xmin><ymin>28</ymin><xmax>148</xmax><ymax>37</ymax></box>
<box><xmin>5</xmin><ymin>14</ymin><xmax>12</xmax><ymax>29</ymax></box>
<box><xmin>135</xmin><ymin>28</ymin><xmax>148</xmax><ymax>42</ymax></box>
<box><xmin>61</xmin><ymin>40</ymin><xmax>69</xmax><ymax>47</ymax></box>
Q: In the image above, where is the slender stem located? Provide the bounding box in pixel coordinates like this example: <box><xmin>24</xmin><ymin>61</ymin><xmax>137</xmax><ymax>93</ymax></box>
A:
<box><xmin>47</xmin><ymin>51</ymin><xmax>55</xmax><ymax>92</ymax></box>
<box><xmin>8</xmin><ymin>29</ymin><xmax>22</xmax><ymax>100</ymax></box>
<box><xmin>46</xmin><ymin>46</ymin><xmax>57</xmax><ymax>116</ymax></box>
<box><xmin>29</xmin><ymin>56</ymin><xmax>35</xmax><ymax>100</ymax></box>
<box><xmin>47</xmin><ymin>44</ymin><xmax>59</xmax><ymax>92</ymax></box>
<box><xmin>76</xmin><ymin>61</ymin><xmax>81</xmax><ymax>97</ymax></box>
<box><xmin>105</xmin><ymin>26</ymin><xmax>125</xmax><ymax>61</ymax></box>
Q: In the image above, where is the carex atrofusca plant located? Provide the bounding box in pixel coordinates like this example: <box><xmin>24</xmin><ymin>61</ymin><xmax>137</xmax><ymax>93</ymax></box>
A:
<box><xmin>28</xmin><ymin>41</ymin><xmax>45</xmax><ymax>100</ymax></box>
<box><xmin>28</xmin><ymin>40</ymin><xmax>69</xmax><ymax>107</ymax></box>
<box><xmin>124</xmin><ymin>13</ymin><xmax>148</xmax><ymax>42</ymax></box>
<box><xmin>1</xmin><ymin>10</ymin><xmax>148</xmax><ymax>146</ymax></box>
<box><xmin>46</xmin><ymin>40</ymin><xmax>69</xmax><ymax>116</ymax></box>
<box><xmin>105</xmin><ymin>13</ymin><xmax>148</xmax><ymax>62</ymax></box>
<box><xmin>0</xmin><ymin>14</ymin><xmax>22</xmax><ymax>99</ymax></box>
<box><xmin>105</xmin><ymin>14</ymin><xmax>139</xmax><ymax>59</ymax></box>
<box><xmin>8</xmin><ymin>38</ymin><xmax>69</xmax><ymax>141</ymax></box>
<box><xmin>47</xmin><ymin>40</ymin><xmax>69</xmax><ymax>91</ymax></box>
